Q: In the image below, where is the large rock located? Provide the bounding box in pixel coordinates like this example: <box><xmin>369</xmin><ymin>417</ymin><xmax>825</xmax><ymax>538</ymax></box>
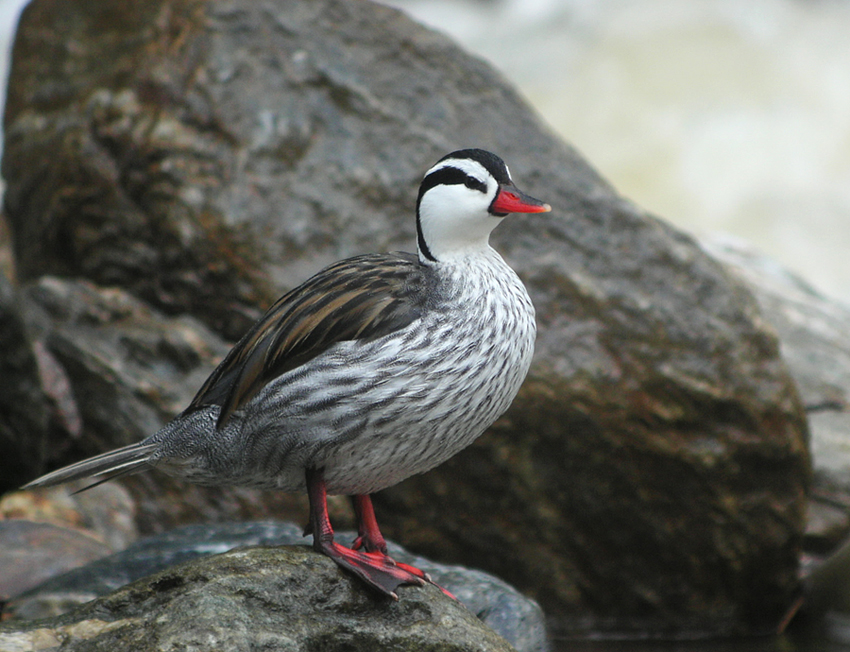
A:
<box><xmin>2</xmin><ymin>0</ymin><xmax>809</xmax><ymax>638</ymax></box>
<box><xmin>0</xmin><ymin>546</ymin><xmax>516</xmax><ymax>652</ymax></box>
<box><xmin>4</xmin><ymin>521</ymin><xmax>548</xmax><ymax>652</ymax></box>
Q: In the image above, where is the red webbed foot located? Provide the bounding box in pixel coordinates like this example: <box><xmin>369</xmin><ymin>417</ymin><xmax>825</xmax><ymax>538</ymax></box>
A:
<box><xmin>316</xmin><ymin>538</ymin><xmax>427</xmax><ymax>599</ymax></box>
<box><xmin>306</xmin><ymin>469</ymin><xmax>456</xmax><ymax>600</ymax></box>
<box><xmin>350</xmin><ymin>493</ymin><xmax>456</xmax><ymax>598</ymax></box>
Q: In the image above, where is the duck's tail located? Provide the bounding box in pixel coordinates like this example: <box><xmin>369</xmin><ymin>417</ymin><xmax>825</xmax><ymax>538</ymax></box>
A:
<box><xmin>22</xmin><ymin>441</ymin><xmax>157</xmax><ymax>491</ymax></box>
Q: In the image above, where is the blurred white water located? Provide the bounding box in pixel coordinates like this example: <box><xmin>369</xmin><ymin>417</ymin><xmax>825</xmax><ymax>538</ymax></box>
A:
<box><xmin>0</xmin><ymin>0</ymin><xmax>25</xmax><ymax>199</ymax></box>
<box><xmin>387</xmin><ymin>0</ymin><xmax>850</xmax><ymax>306</ymax></box>
<box><xmin>1</xmin><ymin>0</ymin><xmax>849</xmax><ymax>305</ymax></box>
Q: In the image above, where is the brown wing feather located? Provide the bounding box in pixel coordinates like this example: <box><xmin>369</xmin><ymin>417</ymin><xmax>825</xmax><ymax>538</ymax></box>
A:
<box><xmin>185</xmin><ymin>252</ymin><xmax>426</xmax><ymax>427</ymax></box>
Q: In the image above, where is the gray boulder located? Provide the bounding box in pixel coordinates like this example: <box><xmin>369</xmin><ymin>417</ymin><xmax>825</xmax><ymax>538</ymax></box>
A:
<box><xmin>4</xmin><ymin>521</ymin><xmax>547</xmax><ymax>652</ymax></box>
<box><xmin>0</xmin><ymin>545</ymin><xmax>517</xmax><ymax>652</ymax></box>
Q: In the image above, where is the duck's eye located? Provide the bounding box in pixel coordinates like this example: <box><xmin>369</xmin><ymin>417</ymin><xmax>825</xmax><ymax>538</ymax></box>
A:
<box><xmin>464</xmin><ymin>176</ymin><xmax>487</xmax><ymax>193</ymax></box>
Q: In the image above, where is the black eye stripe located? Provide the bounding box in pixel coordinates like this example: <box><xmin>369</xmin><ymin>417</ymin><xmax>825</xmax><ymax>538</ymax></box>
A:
<box><xmin>463</xmin><ymin>176</ymin><xmax>487</xmax><ymax>193</ymax></box>
<box><xmin>418</xmin><ymin>166</ymin><xmax>487</xmax><ymax>202</ymax></box>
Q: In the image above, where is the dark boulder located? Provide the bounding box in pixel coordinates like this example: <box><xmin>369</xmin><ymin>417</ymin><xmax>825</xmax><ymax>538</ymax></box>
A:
<box><xmin>0</xmin><ymin>274</ymin><xmax>55</xmax><ymax>488</ymax></box>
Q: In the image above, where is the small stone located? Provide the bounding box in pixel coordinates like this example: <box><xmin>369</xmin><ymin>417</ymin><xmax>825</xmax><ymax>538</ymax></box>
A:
<box><xmin>0</xmin><ymin>520</ymin><xmax>110</xmax><ymax>601</ymax></box>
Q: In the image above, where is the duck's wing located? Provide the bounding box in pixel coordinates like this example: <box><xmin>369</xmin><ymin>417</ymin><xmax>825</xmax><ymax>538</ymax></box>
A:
<box><xmin>186</xmin><ymin>252</ymin><xmax>427</xmax><ymax>428</ymax></box>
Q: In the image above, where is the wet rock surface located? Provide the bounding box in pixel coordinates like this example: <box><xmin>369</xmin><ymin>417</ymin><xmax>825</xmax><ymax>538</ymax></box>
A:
<box><xmin>3</xmin><ymin>520</ymin><xmax>548</xmax><ymax>652</ymax></box>
<box><xmin>2</xmin><ymin>0</ymin><xmax>810</xmax><ymax>640</ymax></box>
<box><xmin>704</xmin><ymin>236</ymin><xmax>850</xmax><ymax>559</ymax></box>
<box><xmin>0</xmin><ymin>545</ymin><xmax>519</xmax><ymax>652</ymax></box>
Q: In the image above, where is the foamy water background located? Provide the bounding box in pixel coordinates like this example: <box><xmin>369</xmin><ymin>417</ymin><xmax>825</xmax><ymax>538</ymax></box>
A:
<box><xmin>387</xmin><ymin>0</ymin><xmax>850</xmax><ymax>306</ymax></box>
<box><xmin>2</xmin><ymin>0</ymin><xmax>848</xmax><ymax>306</ymax></box>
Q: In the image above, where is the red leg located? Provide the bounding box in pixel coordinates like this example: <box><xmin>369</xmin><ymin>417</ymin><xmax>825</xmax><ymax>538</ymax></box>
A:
<box><xmin>351</xmin><ymin>494</ymin><xmax>387</xmax><ymax>553</ymax></box>
<box><xmin>350</xmin><ymin>492</ymin><xmax>456</xmax><ymax>600</ymax></box>
<box><xmin>305</xmin><ymin>467</ymin><xmax>427</xmax><ymax>599</ymax></box>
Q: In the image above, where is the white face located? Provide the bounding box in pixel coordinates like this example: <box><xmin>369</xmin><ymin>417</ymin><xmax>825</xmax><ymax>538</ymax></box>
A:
<box><xmin>417</xmin><ymin>158</ymin><xmax>505</xmax><ymax>262</ymax></box>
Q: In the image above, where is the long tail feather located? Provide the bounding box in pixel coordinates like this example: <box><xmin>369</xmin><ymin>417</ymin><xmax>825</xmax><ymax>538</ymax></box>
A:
<box><xmin>22</xmin><ymin>442</ymin><xmax>157</xmax><ymax>490</ymax></box>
